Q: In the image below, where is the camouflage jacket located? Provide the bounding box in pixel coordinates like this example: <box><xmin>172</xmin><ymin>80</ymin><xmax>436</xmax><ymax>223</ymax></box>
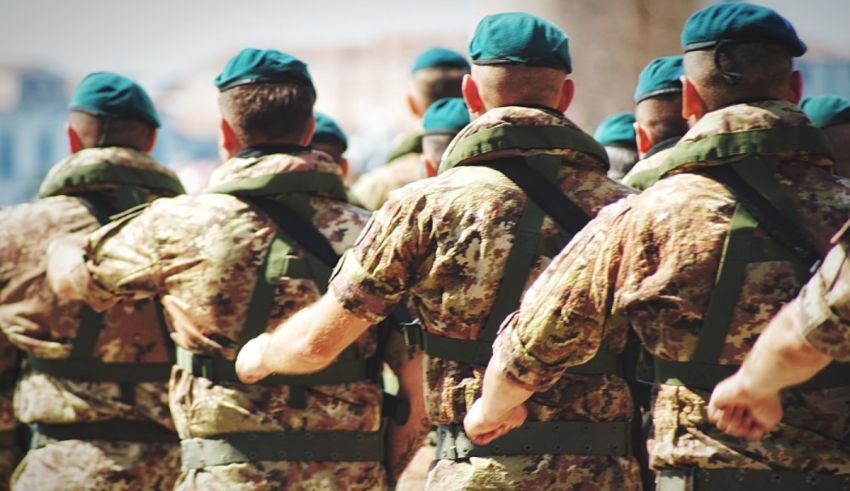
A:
<box><xmin>69</xmin><ymin>148</ymin><xmax>386</xmax><ymax>487</ymax></box>
<box><xmin>349</xmin><ymin>153</ymin><xmax>423</xmax><ymax>211</ymax></box>
<box><xmin>0</xmin><ymin>147</ymin><xmax>182</xmax><ymax>429</ymax></box>
<box><xmin>789</xmin><ymin>219</ymin><xmax>850</xmax><ymax>361</ymax></box>
<box><xmin>495</xmin><ymin>100</ymin><xmax>850</xmax><ymax>474</ymax></box>
<box><xmin>621</xmin><ymin>136</ymin><xmax>680</xmax><ymax>190</ymax></box>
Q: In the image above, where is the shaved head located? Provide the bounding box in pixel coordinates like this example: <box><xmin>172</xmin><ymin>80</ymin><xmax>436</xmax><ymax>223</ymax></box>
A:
<box><xmin>824</xmin><ymin>123</ymin><xmax>850</xmax><ymax>178</ymax></box>
<box><xmin>68</xmin><ymin>111</ymin><xmax>155</xmax><ymax>151</ymax></box>
<box><xmin>410</xmin><ymin>67</ymin><xmax>468</xmax><ymax>113</ymax></box>
<box><xmin>470</xmin><ymin>64</ymin><xmax>568</xmax><ymax>110</ymax></box>
<box><xmin>636</xmin><ymin>93</ymin><xmax>688</xmax><ymax>145</ymax></box>
<box><xmin>683</xmin><ymin>42</ymin><xmax>793</xmax><ymax>112</ymax></box>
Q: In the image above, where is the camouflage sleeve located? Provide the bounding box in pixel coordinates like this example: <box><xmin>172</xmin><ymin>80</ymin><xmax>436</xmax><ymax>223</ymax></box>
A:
<box><xmin>492</xmin><ymin>205</ymin><xmax>624</xmax><ymax>392</ymax></box>
<box><xmin>74</xmin><ymin>206</ymin><xmax>164</xmax><ymax>310</ymax></box>
<box><xmin>330</xmin><ymin>191</ymin><xmax>430</xmax><ymax>325</ymax></box>
<box><xmin>788</xmin><ymin>228</ymin><xmax>850</xmax><ymax>361</ymax></box>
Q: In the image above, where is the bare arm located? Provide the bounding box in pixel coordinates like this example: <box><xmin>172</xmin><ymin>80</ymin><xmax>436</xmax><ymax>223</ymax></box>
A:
<box><xmin>236</xmin><ymin>289</ymin><xmax>373</xmax><ymax>382</ymax></box>
<box><xmin>708</xmin><ymin>301</ymin><xmax>831</xmax><ymax>440</ymax></box>
<box><xmin>463</xmin><ymin>355</ymin><xmax>531</xmax><ymax>445</ymax></box>
<box><xmin>385</xmin><ymin>351</ymin><xmax>429</xmax><ymax>482</ymax></box>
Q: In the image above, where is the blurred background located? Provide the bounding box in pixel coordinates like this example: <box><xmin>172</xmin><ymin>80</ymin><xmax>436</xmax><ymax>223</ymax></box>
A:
<box><xmin>1</xmin><ymin>0</ymin><xmax>848</xmax><ymax>204</ymax></box>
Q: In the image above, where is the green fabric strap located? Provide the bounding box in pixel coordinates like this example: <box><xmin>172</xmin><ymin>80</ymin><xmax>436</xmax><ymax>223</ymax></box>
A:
<box><xmin>180</xmin><ymin>430</ymin><xmax>385</xmax><ymax>468</ymax></box>
<box><xmin>635</xmin><ymin>125</ymin><xmax>834</xmax><ymax>188</ymax></box>
<box><xmin>31</xmin><ymin>421</ymin><xmax>178</xmax><ymax>446</ymax></box>
<box><xmin>386</xmin><ymin>133</ymin><xmax>423</xmax><ymax>163</ymax></box>
<box><xmin>656</xmin><ymin>468</ymin><xmax>850</xmax><ymax>491</ymax></box>
<box><xmin>206</xmin><ymin>172</ymin><xmax>347</xmax><ymax>202</ymax></box>
<box><xmin>439</xmin><ymin>125</ymin><xmax>608</xmax><ymax>174</ymax></box>
<box><xmin>435</xmin><ymin>421</ymin><xmax>632</xmax><ymax>459</ymax></box>
<box><xmin>39</xmin><ymin>162</ymin><xmax>185</xmax><ymax>198</ymax></box>
<box><xmin>27</xmin><ymin>354</ymin><xmax>172</xmax><ymax>383</ymax></box>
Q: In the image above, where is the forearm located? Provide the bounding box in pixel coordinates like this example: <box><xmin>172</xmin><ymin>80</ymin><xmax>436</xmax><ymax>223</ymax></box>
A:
<box><xmin>263</xmin><ymin>291</ymin><xmax>373</xmax><ymax>375</ymax></box>
<box><xmin>385</xmin><ymin>351</ymin><xmax>429</xmax><ymax>481</ymax></box>
<box><xmin>480</xmin><ymin>356</ymin><xmax>533</xmax><ymax>421</ymax></box>
<box><xmin>738</xmin><ymin>302</ymin><xmax>832</xmax><ymax>397</ymax></box>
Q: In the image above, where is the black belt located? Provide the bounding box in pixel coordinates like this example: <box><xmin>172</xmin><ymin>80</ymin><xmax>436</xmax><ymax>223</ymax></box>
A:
<box><xmin>30</xmin><ymin>420</ymin><xmax>178</xmax><ymax>448</ymax></box>
<box><xmin>657</xmin><ymin>468</ymin><xmax>850</xmax><ymax>490</ymax></box>
<box><xmin>27</xmin><ymin>354</ymin><xmax>172</xmax><ymax>383</ymax></box>
<box><xmin>435</xmin><ymin>421</ymin><xmax>633</xmax><ymax>460</ymax></box>
<box><xmin>180</xmin><ymin>429</ymin><xmax>385</xmax><ymax>470</ymax></box>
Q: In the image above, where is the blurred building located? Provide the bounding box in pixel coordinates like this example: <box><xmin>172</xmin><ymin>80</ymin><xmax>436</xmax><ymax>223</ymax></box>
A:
<box><xmin>0</xmin><ymin>66</ymin><xmax>68</xmax><ymax>206</ymax></box>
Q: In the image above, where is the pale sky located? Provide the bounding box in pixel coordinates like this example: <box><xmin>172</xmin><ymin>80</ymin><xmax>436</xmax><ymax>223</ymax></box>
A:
<box><xmin>1</xmin><ymin>0</ymin><xmax>848</xmax><ymax>93</ymax></box>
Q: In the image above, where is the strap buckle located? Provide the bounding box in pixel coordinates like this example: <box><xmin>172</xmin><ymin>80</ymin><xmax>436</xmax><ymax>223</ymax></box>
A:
<box><xmin>401</xmin><ymin>320</ymin><xmax>424</xmax><ymax>348</ymax></box>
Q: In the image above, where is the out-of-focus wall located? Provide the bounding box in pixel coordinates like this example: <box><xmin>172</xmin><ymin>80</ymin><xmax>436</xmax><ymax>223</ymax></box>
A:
<box><xmin>472</xmin><ymin>0</ymin><xmax>701</xmax><ymax>132</ymax></box>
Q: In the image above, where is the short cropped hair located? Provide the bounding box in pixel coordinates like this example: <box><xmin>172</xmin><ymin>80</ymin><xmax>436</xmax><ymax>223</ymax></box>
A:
<box><xmin>605</xmin><ymin>145</ymin><xmax>639</xmax><ymax>181</ymax></box>
<box><xmin>471</xmin><ymin>64</ymin><xmax>566</xmax><ymax>110</ymax></box>
<box><xmin>219</xmin><ymin>81</ymin><xmax>315</xmax><ymax>145</ymax></box>
<box><xmin>636</xmin><ymin>93</ymin><xmax>688</xmax><ymax>145</ymax></box>
<box><xmin>684</xmin><ymin>42</ymin><xmax>793</xmax><ymax>112</ymax></box>
<box><xmin>68</xmin><ymin>110</ymin><xmax>155</xmax><ymax>151</ymax></box>
<box><xmin>411</xmin><ymin>67</ymin><xmax>468</xmax><ymax>110</ymax></box>
<box><xmin>422</xmin><ymin>133</ymin><xmax>454</xmax><ymax>169</ymax></box>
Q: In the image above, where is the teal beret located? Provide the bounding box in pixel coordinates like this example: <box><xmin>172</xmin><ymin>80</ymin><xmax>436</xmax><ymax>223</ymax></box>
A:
<box><xmin>422</xmin><ymin>98</ymin><xmax>470</xmax><ymax>135</ymax></box>
<box><xmin>412</xmin><ymin>47</ymin><xmax>470</xmax><ymax>73</ymax></box>
<box><xmin>312</xmin><ymin>112</ymin><xmax>348</xmax><ymax>151</ymax></box>
<box><xmin>69</xmin><ymin>72</ymin><xmax>160</xmax><ymax>128</ymax></box>
<box><xmin>469</xmin><ymin>12</ymin><xmax>571</xmax><ymax>73</ymax></box>
<box><xmin>681</xmin><ymin>3</ymin><xmax>806</xmax><ymax>56</ymax></box>
<box><xmin>634</xmin><ymin>56</ymin><xmax>684</xmax><ymax>103</ymax></box>
<box><xmin>594</xmin><ymin>112</ymin><xmax>636</xmax><ymax>148</ymax></box>
<box><xmin>215</xmin><ymin>48</ymin><xmax>314</xmax><ymax>93</ymax></box>
<box><xmin>801</xmin><ymin>95</ymin><xmax>850</xmax><ymax>128</ymax></box>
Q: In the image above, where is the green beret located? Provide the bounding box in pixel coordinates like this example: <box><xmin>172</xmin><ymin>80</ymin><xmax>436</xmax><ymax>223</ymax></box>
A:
<box><xmin>469</xmin><ymin>12</ymin><xmax>571</xmax><ymax>73</ymax></box>
<box><xmin>411</xmin><ymin>47</ymin><xmax>470</xmax><ymax>73</ymax></box>
<box><xmin>69</xmin><ymin>72</ymin><xmax>160</xmax><ymax>128</ymax></box>
<box><xmin>312</xmin><ymin>112</ymin><xmax>348</xmax><ymax>151</ymax></box>
<box><xmin>422</xmin><ymin>98</ymin><xmax>470</xmax><ymax>135</ymax></box>
<box><xmin>801</xmin><ymin>95</ymin><xmax>850</xmax><ymax>128</ymax></box>
<box><xmin>594</xmin><ymin>112</ymin><xmax>636</xmax><ymax>148</ymax></box>
<box><xmin>681</xmin><ymin>3</ymin><xmax>806</xmax><ymax>56</ymax></box>
<box><xmin>634</xmin><ymin>56</ymin><xmax>684</xmax><ymax>103</ymax></box>
<box><xmin>215</xmin><ymin>48</ymin><xmax>314</xmax><ymax>93</ymax></box>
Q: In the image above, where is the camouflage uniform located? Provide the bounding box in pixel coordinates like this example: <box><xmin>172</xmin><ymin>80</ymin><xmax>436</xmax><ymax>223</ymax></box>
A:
<box><xmin>787</xmin><ymin>219</ymin><xmax>850</xmax><ymax>361</ymax></box>
<box><xmin>622</xmin><ymin>137</ymin><xmax>680</xmax><ymax>190</ymax></box>
<box><xmin>330</xmin><ymin>106</ymin><xmax>640</xmax><ymax>489</ymax></box>
<box><xmin>0</xmin><ymin>339</ymin><xmax>19</xmax><ymax>491</ymax></box>
<box><xmin>494</xmin><ymin>100</ymin><xmax>850</xmax><ymax>478</ymax></box>
<box><xmin>350</xmin><ymin>133</ymin><xmax>424</xmax><ymax>210</ymax></box>
<box><xmin>0</xmin><ymin>147</ymin><xmax>183</xmax><ymax>490</ymax></box>
<box><xmin>67</xmin><ymin>148</ymin><xmax>386</xmax><ymax>490</ymax></box>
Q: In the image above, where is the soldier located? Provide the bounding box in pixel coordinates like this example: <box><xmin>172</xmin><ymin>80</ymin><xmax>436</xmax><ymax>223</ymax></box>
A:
<box><xmin>623</xmin><ymin>56</ymin><xmax>689</xmax><ymax>190</ymax></box>
<box><xmin>594</xmin><ymin>112</ymin><xmax>639</xmax><ymax>180</ymax></box>
<box><xmin>350</xmin><ymin>47</ymin><xmax>469</xmax><ymax>210</ymax></box>
<box><xmin>708</xmin><ymin>220</ymin><xmax>850</xmax><ymax>441</ymax></box>
<box><xmin>420</xmin><ymin>97</ymin><xmax>470</xmax><ymax>176</ymax></box>
<box><xmin>46</xmin><ymin>48</ymin><xmax>422</xmax><ymax>490</ymax></box>
<box><xmin>236</xmin><ymin>13</ymin><xmax>639</xmax><ymax>489</ymax></box>
<box><xmin>801</xmin><ymin>95</ymin><xmax>850</xmax><ymax>177</ymax></box>
<box><xmin>312</xmin><ymin>111</ymin><xmax>350</xmax><ymax>177</ymax></box>
<box><xmin>464</xmin><ymin>3</ymin><xmax>850</xmax><ymax>490</ymax></box>
<box><xmin>0</xmin><ymin>72</ymin><xmax>185</xmax><ymax>490</ymax></box>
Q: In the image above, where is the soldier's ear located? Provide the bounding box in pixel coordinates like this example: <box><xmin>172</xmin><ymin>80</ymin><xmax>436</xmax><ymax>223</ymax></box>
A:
<box><xmin>339</xmin><ymin>156</ymin><xmax>349</xmax><ymax>179</ymax></box>
<box><xmin>788</xmin><ymin>70</ymin><xmax>803</xmax><ymax>105</ymax></box>
<box><xmin>555</xmin><ymin>78</ymin><xmax>575</xmax><ymax>113</ymax></box>
<box><xmin>462</xmin><ymin>74</ymin><xmax>486</xmax><ymax>118</ymax></box>
<box><xmin>143</xmin><ymin>129</ymin><xmax>157</xmax><ymax>153</ymax></box>
<box><xmin>407</xmin><ymin>92</ymin><xmax>424</xmax><ymax>119</ymax></box>
<box><xmin>635</xmin><ymin>122</ymin><xmax>652</xmax><ymax>157</ymax></box>
<box><xmin>423</xmin><ymin>154</ymin><xmax>438</xmax><ymax>178</ymax></box>
<box><xmin>682</xmin><ymin>76</ymin><xmax>707</xmax><ymax>123</ymax></box>
<box><xmin>67</xmin><ymin>123</ymin><xmax>83</xmax><ymax>153</ymax></box>
<box><xmin>300</xmin><ymin>115</ymin><xmax>316</xmax><ymax>146</ymax></box>
<box><xmin>219</xmin><ymin>117</ymin><xmax>242</xmax><ymax>159</ymax></box>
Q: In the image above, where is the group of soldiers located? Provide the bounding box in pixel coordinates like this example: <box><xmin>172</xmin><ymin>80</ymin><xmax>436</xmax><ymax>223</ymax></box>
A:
<box><xmin>0</xmin><ymin>3</ymin><xmax>850</xmax><ymax>490</ymax></box>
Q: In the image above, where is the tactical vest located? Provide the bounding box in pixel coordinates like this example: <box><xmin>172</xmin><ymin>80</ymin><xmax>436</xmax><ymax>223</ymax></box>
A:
<box><xmin>177</xmin><ymin>153</ymin><xmax>398</xmax><ymax>468</ymax></box>
<box><xmin>29</xmin><ymin>155</ymin><xmax>185</xmax><ymax>446</ymax></box>
<box><xmin>643</xmin><ymin>125</ymin><xmax>850</xmax><ymax>392</ymax></box>
<box><xmin>404</xmin><ymin>124</ymin><xmax>637</xmax><ymax>460</ymax></box>
<box><xmin>385</xmin><ymin>132</ymin><xmax>423</xmax><ymax>163</ymax></box>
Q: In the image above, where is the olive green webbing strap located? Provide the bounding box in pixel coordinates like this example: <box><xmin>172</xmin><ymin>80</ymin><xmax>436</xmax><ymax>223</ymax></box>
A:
<box><xmin>656</xmin><ymin>468</ymin><xmax>850</xmax><ymax>491</ymax></box>
<box><xmin>656</xmin><ymin>157</ymin><xmax>850</xmax><ymax>390</ymax></box>
<box><xmin>434</xmin><ymin>421</ymin><xmax>632</xmax><ymax>460</ymax></box>
<box><xmin>177</xmin><ymin>193</ymin><xmax>368</xmax><ymax>408</ymax></box>
<box><xmin>181</xmin><ymin>429</ymin><xmax>385</xmax><ymax>468</ymax></box>
<box><xmin>38</xmin><ymin>162</ymin><xmax>186</xmax><ymax>199</ymax></box>
<box><xmin>28</xmin><ymin>190</ymin><xmax>173</xmax><ymax>390</ymax></box>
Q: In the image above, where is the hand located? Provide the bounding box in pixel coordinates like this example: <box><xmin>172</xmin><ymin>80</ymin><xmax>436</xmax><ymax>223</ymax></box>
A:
<box><xmin>463</xmin><ymin>397</ymin><xmax>527</xmax><ymax>446</ymax></box>
<box><xmin>707</xmin><ymin>373</ymin><xmax>783</xmax><ymax>441</ymax></box>
<box><xmin>235</xmin><ymin>333</ymin><xmax>274</xmax><ymax>384</ymax></box>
